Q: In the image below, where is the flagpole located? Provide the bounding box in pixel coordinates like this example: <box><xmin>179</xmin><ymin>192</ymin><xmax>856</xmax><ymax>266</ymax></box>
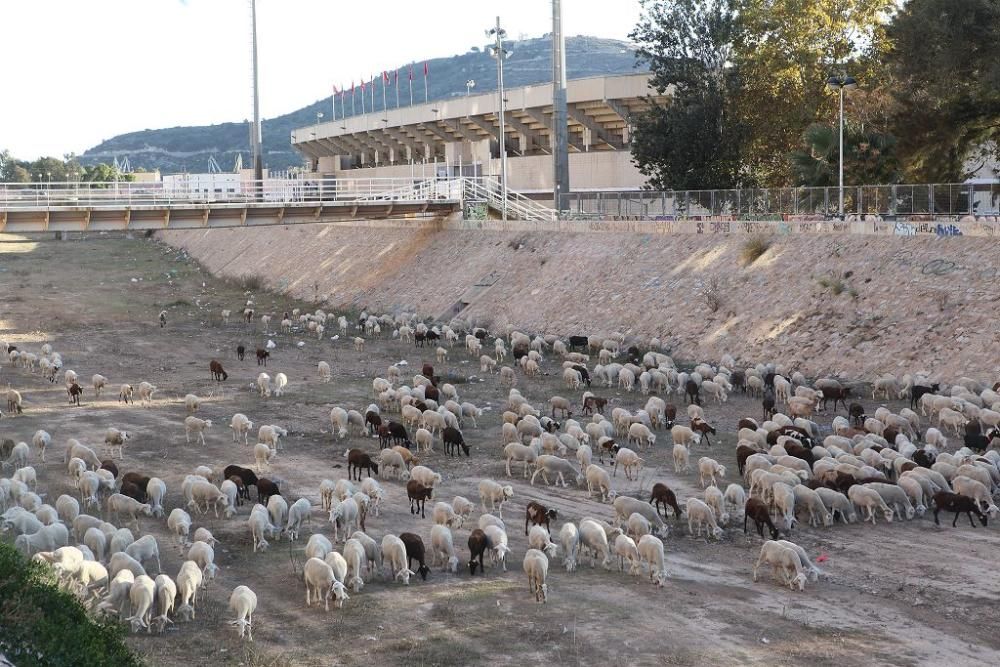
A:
<box><xmin>395</xmin><ymin>71</ymin><xmax>400</xmax><ymax>109</ymax></box>
<box><xmin>361</xmin><ymin>82</ymin><xmax>366</xmax><ymax>115</ymax></box>
<box><xmin>351</xmin><ymin>85</ymin><xmax>356</xmax><ymax>117</ymax></box>
<box><xmin>423</xmin><ymin>63</ymin><xmax>429</xmax><ymax>103</ymax></box>
<box><xmin>370</xmin><ymin>76</ymin><xmax>375</xmax><ymax>116</ymax></box>
<box><xmin>382</xmin><ymin>74</ymin><xmax>388</xmax><ymax>113</ymax></box>
<box><xmin>409</xmin><ymin>65</ymin><xmax>414</xmax><ymax>106</ymax></box>
<box><xmin>332</xmin><ymin>87</ymin><xmax>336</xmax><ymax>123</ymax></box>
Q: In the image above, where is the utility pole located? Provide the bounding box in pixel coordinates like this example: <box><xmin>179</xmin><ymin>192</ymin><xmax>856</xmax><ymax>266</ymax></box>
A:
<box><xmin>250</xmin><ymin>0</ymin><xmax>264</xmax><ymax>193</ymax></box>
<box><xmin>552</xmin><ymin>0</ymin><xmax>570</xmax><ymax>214</ymax></box>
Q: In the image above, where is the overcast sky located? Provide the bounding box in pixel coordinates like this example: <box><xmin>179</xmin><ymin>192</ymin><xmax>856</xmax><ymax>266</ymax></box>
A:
<box><xmin>0</xmin><ymin>0</ymin><xmax>642</xmax><ymax>160</ymax></box>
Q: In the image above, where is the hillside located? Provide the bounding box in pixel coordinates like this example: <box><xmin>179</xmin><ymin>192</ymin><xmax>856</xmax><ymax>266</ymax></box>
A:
<box><xmin>81</xmin><ymin>36</ymin><xmax>643</xmax><ymax>174</ymax></box>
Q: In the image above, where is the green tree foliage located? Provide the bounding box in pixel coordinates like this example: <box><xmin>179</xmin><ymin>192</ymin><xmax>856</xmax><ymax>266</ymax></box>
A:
<box><xmin>0</xmin><ymin>542</ymin><xmax>143</xmax><ymax>667</ymax></box>
<box><xmin>732</xmin><ymin>0</ymin><xmax>895</xmax><ymax>185</ymax></box>
<box><xmin>888</xmin><ymin>0</ymin><xmax>1000</xmax><ymax>181</ymax></box>
<box><xmin>788</xmin><ymin>122</ymin><xmax>901</xmax><ymax>187</ymax></box>
<box><xmin>630</xmin><ymin>0</ymin><xmax>749</xmax><ymax>190</ymax></box>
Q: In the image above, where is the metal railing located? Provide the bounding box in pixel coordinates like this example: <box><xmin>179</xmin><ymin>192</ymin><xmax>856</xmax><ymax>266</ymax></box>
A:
<box><xmin>0</xmin><ymin>177</ymin><xmax>465</xmax><ymax>211</ymax></box>
<box><xmin>562</xmin><ymin>182</ymin><xmax>1000</xmax><ymax>220</ymax></box>
<box><xmin>0</xmin><ymin>177</ymin><xmax>558</xmax><ymax>222</ymax></box>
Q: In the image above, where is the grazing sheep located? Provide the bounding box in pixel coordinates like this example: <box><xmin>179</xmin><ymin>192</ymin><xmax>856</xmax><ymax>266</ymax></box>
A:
<box><xmin>126</xmin><ymin>574</ymin><xmax>157</xmax><ymax>633</ymax></box>
<box><xmin>522</xmin><ymin>549</ymin><xmax>550</xmax><ymax>603</ymax></box>
<box><xmin>108</xmin><ymin>494</ymin><xmax>152</xmax><ymax>530</ymax></box>
<box><xmin>577</xmin><ymin>519</ymin><xmax>613</xmax><ymax>570</ymax></box>
<box><xmin>848</xmin><ymin>485</ymin><xmax>895</xmax><ymax>525</ymax></box>
<box><xmin>637</xmin><ymin>534</ymin><xmax>669</xmax><ymax>586</ymax></box>
<box><xmin>184</xmin><ymin>393</ymin><xmax>200</xmax><ymax>414</ymax></box>
<box><xmin>685</xmin><ymin>498</ymin><xmax>724</xmax><ymax>539</ymax></box>
<box><xmin>753</xmin><ymin>540</ymin><xmax>807</xmax><ymax>591</ymax></box>
<box><xmin>381</xmin><ymin>534</ymin><xmax>415</xmax><ymax>585</ymax></box>
<box><xmin>229</xmin><ymin>586</ymin><xmax>257</xmax><ymax>640</ymax></box>
<box><xmin>303</xmin><ymin>557</ymin><xmax>349</xmax><ymax>611</ymax></box>
<box><xmin>611</xmin><ymin>447</ymin><xmax>644</xmax><ymax>481</ymax></box>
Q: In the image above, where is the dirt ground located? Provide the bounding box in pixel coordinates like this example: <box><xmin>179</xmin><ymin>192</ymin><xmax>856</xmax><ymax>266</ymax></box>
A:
<box><xmin>2</xmin><ymin>233</ymin><xmax>999</xmax><ymax>667</ymax></box>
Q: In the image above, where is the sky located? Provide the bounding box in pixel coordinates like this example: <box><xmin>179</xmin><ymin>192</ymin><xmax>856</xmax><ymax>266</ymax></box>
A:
<box><xmin>0</xmin><ymin>0</ymin><xmax>643</xmax><ymax>160</ymax></box>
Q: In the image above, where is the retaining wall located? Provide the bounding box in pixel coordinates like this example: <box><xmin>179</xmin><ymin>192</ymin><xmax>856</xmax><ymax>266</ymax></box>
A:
<box><xmin>160</xmin><ymin>217</ymin><xmax>1000</xmax><ymax>380</ymax></box>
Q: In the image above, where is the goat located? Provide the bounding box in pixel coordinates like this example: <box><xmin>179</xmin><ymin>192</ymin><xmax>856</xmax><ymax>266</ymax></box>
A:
<box><xmin>345</xmin><ymin>449</ymin><xmax>379</xmax><ymax>481</ymax></box>
<box><xmin>407</xmin><ymin>480</ymin><xmax>433</xmax><ymax>519</ymax></box>
<box><xmin>209</xmin><ymin>360</ymin><xmax>228</xmax><ymax>381</ymax></box>
<box><xmin>255</xmin><ymin>349</ymin><xmax>269</xmax><ymax>366</ymax></box>
<box><xmin>649</xmin><ymin>482</ymin><xmax>683</xmax><ymax>520</ymax></box>
<box><xmin>525</xmin><ymin>501</ymin><xmax>558</xmax><ymax>536</ymax></box>
<box><xmin>745</xmin><ymin>497</ymin><xmax>780</xmax><ymax>540</ymax></box>
<box><xmin>933</xmin><ymin>491</ymin><xmax>988</xmax><ymax>528</ymax></box>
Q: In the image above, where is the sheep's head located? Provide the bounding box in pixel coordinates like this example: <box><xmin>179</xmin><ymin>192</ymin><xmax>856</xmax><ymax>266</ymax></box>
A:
<box><xmin>330</xmin><ymin>581</ymin><xmax>350</xmax><ymax>606</ymax></box>
<box><xmin>502</xmin><ymin>486</ymin><xmax>514</xmax><ymax>500</ymax></box>
<box><xmin>791</xmin><ymin>572</ymin><xmax>808</xmax><ymax>591</ymax></box>
<box><xmin>396</xmin><ymin>567</ymin><xmax>414</xmax><ymax>585</ymax></box>
<box><xmin>140</xmin><ymin>505</ymin><xmax>153</xmax><ymax>517</ymax></box>
<box><xmin>711</xmin><ymin>526</ymin><xmax>724</xmax><ymax>540</ymax></box>
<box><xmin>882</xmin><ymin>507</ymin><xmax>895</xmax><ymax>522</ymax></box>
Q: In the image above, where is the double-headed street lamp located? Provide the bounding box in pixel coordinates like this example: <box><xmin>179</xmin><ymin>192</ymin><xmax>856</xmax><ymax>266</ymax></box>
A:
<box><xmin>826</xmin><ymin>74</ymin><xmax>858</xmax><ymax>218</ymax></box>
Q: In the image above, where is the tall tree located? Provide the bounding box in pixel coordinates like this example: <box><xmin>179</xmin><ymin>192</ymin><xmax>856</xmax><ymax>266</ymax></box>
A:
<box><xmin>888</xmin><ymin>0</ymin><xmax>1000</xmax><ymax>181</ymax></box>
<box><xmin>630</xmin><ymin>0</ymin><xmax>749</xmax><ymax>190</ymax></box>
<box><xmin>732</xmin><ymin>0</ymin><xmax>895</xmax><ymax>185</ymax></box>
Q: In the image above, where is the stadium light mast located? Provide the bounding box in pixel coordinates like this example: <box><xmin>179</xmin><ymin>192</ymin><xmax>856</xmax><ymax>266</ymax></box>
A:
<box><xmin>488</xmin><ymin>17</ymin><xmax>511</xmax><ymax>222</ymax></box>
<box><xmin>552</xmin><ymin>0</ymin><xmax>570</xmax><ymax>214</ymax></box>
<box><xmin>250</xmin><ymin>0</ymin><xmax>264</xmax><ymax>192</ymax></box>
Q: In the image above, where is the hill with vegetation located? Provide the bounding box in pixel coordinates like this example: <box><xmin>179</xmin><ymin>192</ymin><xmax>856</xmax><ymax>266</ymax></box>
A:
<box><xmin>81</xmin><ymin>36</ymin><xmax>643</xmax><ymax>174</ymax></box>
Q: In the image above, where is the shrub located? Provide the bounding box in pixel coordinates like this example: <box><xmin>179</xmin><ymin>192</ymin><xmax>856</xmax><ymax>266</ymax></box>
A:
<box><xmin>701</xmin><ymin>277</ymin><xmax>723</xmax><ymax>313</ymax></box>
<box><xmin>0</xmin><ymin>542</ymin><xmax>143</xmax><ymax>667</ymax></box>
<box><xmin>817</xmin><ymin>276</ymin><xmax>845</xmax><ymax>295</ymax></box>
<box><xmin>739</xmin><ymin>236</ymin><xmax>771</xmax><ymax>266</ymax></box>
<box><xmin>239</xmin><ymin>274</ymin><xmax>264</xmax><ymax>291</ymax></box>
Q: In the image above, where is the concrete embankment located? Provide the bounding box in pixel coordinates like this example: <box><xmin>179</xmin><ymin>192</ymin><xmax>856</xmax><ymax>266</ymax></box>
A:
<box><xmin>160</xmin><ymin>217</ymin><xmax>1000</xmax><ymax>379</ymax></box>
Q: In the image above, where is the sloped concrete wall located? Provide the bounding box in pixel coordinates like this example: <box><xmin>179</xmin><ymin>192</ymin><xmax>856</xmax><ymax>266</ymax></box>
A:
<box><xmin>160</xmin><ymin>220</ymin><xmax>1000</xmax><ymax>379</ymax></box>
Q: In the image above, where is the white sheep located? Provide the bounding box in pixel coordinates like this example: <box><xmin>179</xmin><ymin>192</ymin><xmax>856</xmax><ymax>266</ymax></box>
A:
<box><xmin>32</xmin><ymin>430</ymin><xmax>51</xmax><ymax>462</ymax></box>
<box><xmin>555</xmin><ymin>522</ymin><xmax>579</xmax><ymax>572</ymax></box>
<box><xmin>305</xmin><ymin>533</ymin><xmax>334</xmax><ymax>561</ymax></box>
<box><xmin>273</xmin><ymin>372</ymin><xmax>288</xmax><ymax>397</ymax></box>
<box><xmin>303</xmin><ymin>557</ymin><xmax>349</xmax><ymax>611</ymax></box>
<box><xmin>612</xmin><ymin>447</ymin><xmax>644</xmax><ymax>481</ymax></box>
<box><xmin>478</xmin><ymin>479</ymin><xmax>513</xmax><ymax>518</ymax></box>
<box><xmin>328</xmin><ymin>497</ymin><xmax>360</xmax><ymax>543</ymax></box>
<box><xmin>429</xmin><ymin>524</ymin><xmax>460</xmax><ymax>573</ymax></box>
<box><xmin>254</xmin><ymin>442</ymin><xmax>276</xmax><ymax>473</ymax></box>
<box><xmin>188</xmin><ymin>481</ymin><xmax>230</xmax><ymax>518</ymax></box>
<box><xmin>585</xmin><ymin>463</ymin><xmax>615</xmax><ymax>502</ymax></box>
<box><xmin>698</xmin><ymin>457</ymin><xmax>726</xmax><ymax>488</ymax></box>
<box><xmin>685</xmin><ymin>498</ymin><xmax>724</xmax><ymax>539</ymax></box>
<box><xmin>174</xmin><ymin>561</ymin><xmax>203</xmax><ymax>620</ymax></box>
<box><xmin>55</xmin><ymin>494</ymin><xmax>80</xmax><ymax>525</ymax></box>
<box><xmin>258</xmin><ymin>424</ymin><xmax>288</xmax><ymax>451</ymax></box>
<box><xmin>285</xmin><ymin>498</ymin><xmax>313</xmax><ymax>540</ymax></box>
<box><xmin>168</xmin><ymin>508</ymin><xmax>193</xmax><ymax>546</ymax></box>
<box><xmin>107</xmin><ymin>494</ymin><xmax>152</xmax><ymax>530</ymax></box>
<box><xmin>848</xmin><ymin>485</ymin><xmax>894</xmax><ymax>524</ymax></box>
<box><xmin>256</xmin><ymin>372</ymin><xmax>271</xmax><ymax>398</ymax></box>
<box><xmin>230</xmin><ymin>413</ymin><xmax>254</xmax><ymax>445</ymax></box>
<box><xmin>522</xmin><ymin>549</ymin><xmax>549</xmax><ymax>603</ymax></box>
<box><xmin>577</xmin><ymin>519</ymin><xmax>612</xmax><ymax>569</ymax></box>
<box><xmin>753</xmin><ymin>540</ymin><xmax>807</xmax><ymax>591</ymax></box>
<box><xmin>184</xmin><ymin>416</ymin><xmax>212</xmax><ymax>446</ymax></box>
<box><xmin>636</xmin><ymin>534</ymin><xmax>668</xmax><ymax>586</ymax></box>
<box><xmin>381</xmin><ymin>534</ymin><xmax>415</xmax><ymax>585</ymax></box>
<box><xmin>229</xmin><ymin>585</ymin><xmax>258</xmax><ymax>639</ymax></box>
<box><xmin>136</xmin><ymin>381</ymin><xmax>157</xmax><ymax>406</ymax></box>
<box><xmin>318</xmin><ymin>361</ymin><xmax>332</xmax><ymax>382</ymax></box>
<box><xmin>184</xmin><ymin>393</ymin><xmax>200</xmax><ymax>414</ymax></box>
<box><xmin>409</xmin><ymin>465</ymin><xmax>442</xmax><ymax>490</ymax></box>
<box><xmin>126</xmin><ymin>574</ymin><xmax>157</xmax><ymax>633</ymax></box>
<box><xmin>81</xmin><ymin>528</ymin><xmax>106</xmax><ymax>564</ymax></box>
<box><xmin>187</xmin><ymin>540</ymin><xmax>219</xmax><ymax>581</ymax></box>
<box><xmin>125</xmin><ymin>535</ymin><xmax>162</xmax><ymax>575</ymax></box>
<box><xmin>248</xmin><ymin>504</ymin><xmax>278</xmax><ymax>553</ymax></box>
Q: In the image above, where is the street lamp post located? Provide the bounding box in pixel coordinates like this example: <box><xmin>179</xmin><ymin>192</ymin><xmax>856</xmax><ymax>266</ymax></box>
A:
<box><xmin>487</xmin><ymin>18</ymin><xmax>512</xmax><ymax>222</ymax></box>
<box><xmin>826</xmin><ymin>74</ymin><xmax>857</xmax><ymax>218</ymax></box>
<box><xmin>465</xmin><ymin>79</ymin><xmax>475</xmax><ymax>97</ymax></box>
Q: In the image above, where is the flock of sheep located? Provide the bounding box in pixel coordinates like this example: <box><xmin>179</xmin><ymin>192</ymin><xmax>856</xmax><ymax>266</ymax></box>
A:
<box><xmin>3</xmin><ymin>301</ymin><xmax>1000</xmax><ymax>646</ymax></box>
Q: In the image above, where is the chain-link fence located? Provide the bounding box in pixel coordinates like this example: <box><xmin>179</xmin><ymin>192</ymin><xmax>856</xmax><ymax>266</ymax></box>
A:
<box><xmin>562</xmin><ymin>182</ymin><xmax>1000</xmax><ymax>220</ymax></box>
